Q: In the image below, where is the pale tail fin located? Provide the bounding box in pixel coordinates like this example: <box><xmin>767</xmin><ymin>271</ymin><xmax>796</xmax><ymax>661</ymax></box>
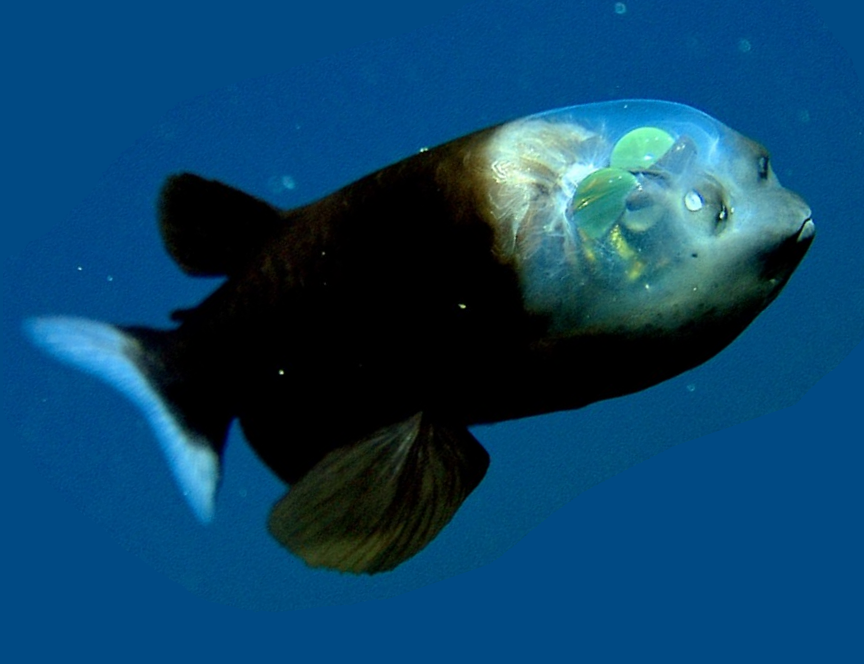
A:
<box><xmin>23</xmin><ymin>316</ymin><xmax>228</xmax><ymax>522</ymax></box>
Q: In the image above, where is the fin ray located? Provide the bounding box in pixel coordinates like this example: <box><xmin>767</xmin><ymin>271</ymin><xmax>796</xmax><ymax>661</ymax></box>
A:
<box><xmin>268</xmin><ymin>412</ymin><xmax>490</xmax><ymax>574</ymax></box>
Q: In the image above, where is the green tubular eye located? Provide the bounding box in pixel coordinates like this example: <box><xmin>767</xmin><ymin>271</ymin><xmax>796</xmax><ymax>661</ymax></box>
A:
<box><xmin>569</xmin><ymin>167</ymin><xmax>639</xmax><ymax>239</ymax></box>
<box><xmin>610</xmin><ymin>127</ymin><xmax>675</xmax><ymax>171</ymax></box>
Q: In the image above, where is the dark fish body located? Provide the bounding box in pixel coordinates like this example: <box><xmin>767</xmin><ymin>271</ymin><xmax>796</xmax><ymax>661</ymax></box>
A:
<box><xmin>26</xmin><ymin>100</ymin><xmax>814</xmax><ymax>574</ymax></box>
<box><xmin>161</xmin><ymin>128</ymin><xmax>533</xmax><ymax>481</ymax></box>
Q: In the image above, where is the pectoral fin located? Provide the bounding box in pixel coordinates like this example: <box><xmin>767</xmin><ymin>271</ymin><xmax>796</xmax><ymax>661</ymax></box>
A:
<box><xmin>268</xmin><ymin>412</ymin><xmax>489</xmax><ymax>574</ymax></box>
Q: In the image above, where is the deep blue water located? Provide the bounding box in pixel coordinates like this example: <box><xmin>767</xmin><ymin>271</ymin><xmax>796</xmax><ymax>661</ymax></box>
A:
<box><xmin>2</xmin><ymin>0</ymin><xmax>862</xmax><ymax>660</ymax></box>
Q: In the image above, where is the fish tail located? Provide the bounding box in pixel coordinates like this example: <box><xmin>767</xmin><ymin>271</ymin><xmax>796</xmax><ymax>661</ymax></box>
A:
<box><xmin>23</xmin><ymin>316</ymin><xmax>231</xmax><ymax>522</ymax></box>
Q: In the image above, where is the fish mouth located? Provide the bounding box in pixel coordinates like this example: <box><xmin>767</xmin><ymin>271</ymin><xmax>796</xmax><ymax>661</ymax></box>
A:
<box><xmin>760</xmin><ymin>217</ymin><xmax>815</xmax><ymax>281</ymax></box>
<box><xmin>796</xmin><ymin>217</ymin><xmax>816</xmax><ymax>245</ymax></box>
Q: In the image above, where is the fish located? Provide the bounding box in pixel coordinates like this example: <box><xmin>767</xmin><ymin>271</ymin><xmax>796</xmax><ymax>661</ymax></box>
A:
<box><xmin>24</xmin><ymin>100</ymin><xmax>814</xmax><ymax>574</ymax></box>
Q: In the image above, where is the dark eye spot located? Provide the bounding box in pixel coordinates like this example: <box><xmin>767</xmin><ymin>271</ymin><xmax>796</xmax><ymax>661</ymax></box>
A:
<box><xmin>757</xmin><ymin>155</ymin><xmax>770</xmax><ymax>180</ymax></box>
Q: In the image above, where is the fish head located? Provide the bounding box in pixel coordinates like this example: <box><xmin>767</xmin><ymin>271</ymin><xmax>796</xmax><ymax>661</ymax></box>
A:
<box><xmin>485</xmin><ymin>101</ymin><xmax>814</xmax><ymax>342</ymax></box>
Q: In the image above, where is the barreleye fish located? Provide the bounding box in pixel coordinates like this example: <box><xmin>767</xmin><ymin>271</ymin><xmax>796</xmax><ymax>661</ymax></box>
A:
<box><xmin>25</xmin><ymin>100</ymin><xmax>814</xmax><ymax>574</ymax></box>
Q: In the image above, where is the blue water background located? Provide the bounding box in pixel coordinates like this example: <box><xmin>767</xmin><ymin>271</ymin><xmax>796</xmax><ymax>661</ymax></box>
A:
<box><xmin>2</xmin><ymin>0</ymin><xmax>862</xmax><ymax>660</ymax></box>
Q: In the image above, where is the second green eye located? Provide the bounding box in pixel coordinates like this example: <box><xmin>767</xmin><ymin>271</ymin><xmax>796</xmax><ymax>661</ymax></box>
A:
<box><xmin>610</xmin><ymin>127</ymin><xmax>675</xmax><ymax>171</ymax></box>
<box><xmin>569</xmin><ymin>167</ymin><xmax>639</xmax><ymax>239</ymax></box>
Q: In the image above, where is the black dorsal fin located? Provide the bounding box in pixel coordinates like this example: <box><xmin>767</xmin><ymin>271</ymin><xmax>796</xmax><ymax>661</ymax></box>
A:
<box><xmin>267</xmin><ymin>412</ymin><xmax>490</xmax><ymax>574</ymax></box>
<box><xmin>159</xmin><ymin>173</ymin><xmax>284</xmax><ymax>277</ymax></box>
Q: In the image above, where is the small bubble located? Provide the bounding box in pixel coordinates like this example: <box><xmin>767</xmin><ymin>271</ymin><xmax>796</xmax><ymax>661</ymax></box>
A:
<box><xmin>106</xmin><ymin>275</ymin><xmax>113</xmax><ymax>282</ymax></box>
<box><xmin>267</xmin><ymin>174</ymin><xmax>297</xmax><ymax>194</ymax></box>
<box><xmin>737</xmin><ymin>38</ymin><xmax>752</xmax><ymax>53</ymax></box>
<box><xmin>686</xmin><ymin>384</ymin><xmax>696</xmax><ymax>393</ymax></box>
<box><xmin>76</xmin><ymin>266</ymin><xmax>83</xmax><ymax>272</ymax></box>
<box><xmin>614</xmin><ymin>2</ymin><xmax>627</xmax><ymax>15</ymax></box>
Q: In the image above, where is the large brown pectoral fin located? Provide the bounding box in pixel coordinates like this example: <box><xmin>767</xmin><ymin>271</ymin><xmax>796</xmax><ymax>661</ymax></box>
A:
<box><xmin>267</xmin><ymin>413</ymin><xmax>490</xmax><ymax>574</ymax></box>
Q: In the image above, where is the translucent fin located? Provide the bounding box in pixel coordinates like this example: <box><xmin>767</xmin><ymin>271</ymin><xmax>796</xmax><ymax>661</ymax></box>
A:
<box><xmin>268</xmin><ymin>412</ymin><xmax>490</xmax><ymax>574</ymax></box>
<box><xmin>23</xmin><ymin>317</ymin><xmax>221</xmax><ymax>522</ymax></box>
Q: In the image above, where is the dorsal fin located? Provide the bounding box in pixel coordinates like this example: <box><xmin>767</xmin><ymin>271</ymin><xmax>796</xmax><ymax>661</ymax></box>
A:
<box><xmin>158</xmin><ymin>173</ymin><xmax>284</xmax><ymax>277</ymax></box>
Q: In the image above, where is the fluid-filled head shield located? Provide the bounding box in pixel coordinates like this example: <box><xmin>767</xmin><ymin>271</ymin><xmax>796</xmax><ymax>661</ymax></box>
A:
<box><xmin>481</xmin><ymin>100</ymin><xmax>813</xmax><ymax>340</ymax></box>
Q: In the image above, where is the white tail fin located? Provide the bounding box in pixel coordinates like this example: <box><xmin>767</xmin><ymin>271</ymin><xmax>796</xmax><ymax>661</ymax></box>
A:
<box><xmin>24</xmin><ymin>316</ymin><xmax>220</xmax><ymax>522</ymax></box>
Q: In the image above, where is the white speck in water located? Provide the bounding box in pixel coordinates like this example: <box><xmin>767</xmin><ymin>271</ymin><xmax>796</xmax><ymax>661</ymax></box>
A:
<box><xmin>614</xmin><ymin>2</ymin><xmax>627</xmax><ymax>15</ymax></box>
<box><xmin>76</xmin><ymin>266</ymin><xmax>83</xmax><ymax>272</ymax></box>
<box><xmin>737</xmin><ymin>38</ymin><xmax>752</xmax><ymax>53</ymax></box>
<box><xmin>686</xmin><ymin>383</ymin><xmax>696</xmax><ymax>393</ymax></box>
<box><xmin>106</xmin><ymin>275</ymin><xmax>113</xmax><ymax>282</ymax></box>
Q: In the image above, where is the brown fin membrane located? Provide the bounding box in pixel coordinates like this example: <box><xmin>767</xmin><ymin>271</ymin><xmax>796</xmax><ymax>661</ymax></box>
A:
<box><xmin>158</xmin><ymin>173</ymin><xmax>285</xmax><ymax>277</ymax></box>
<box><xmin>268</xmin><ymin>412</ymin><xmax>490</xmax><ymax>574</ymax></box>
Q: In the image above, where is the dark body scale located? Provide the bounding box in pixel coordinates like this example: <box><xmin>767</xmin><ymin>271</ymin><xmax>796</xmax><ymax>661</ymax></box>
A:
<box><xmin>152</xmin><ymin>126</ymin><xmax>754</xmax><ymax>488</ymax></box>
